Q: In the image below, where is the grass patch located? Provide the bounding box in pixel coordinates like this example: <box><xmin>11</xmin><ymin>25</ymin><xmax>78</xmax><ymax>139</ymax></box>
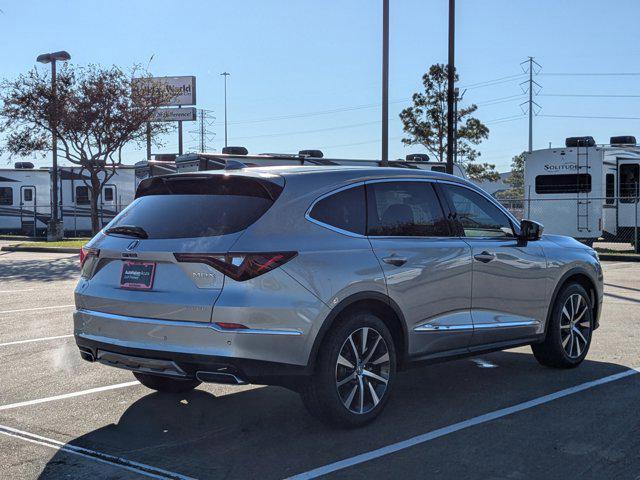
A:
<box><xmin>11</xmin><ymin>239</ymin><xmax>89</xmax><ymax>249</ymax></box>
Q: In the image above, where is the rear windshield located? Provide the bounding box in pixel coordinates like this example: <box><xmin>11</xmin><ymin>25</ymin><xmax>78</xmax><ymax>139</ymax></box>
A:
<box><xmin>106</xmin><ymin>175</ymin><xmax>282</xmax><ymax>239</ymax></box>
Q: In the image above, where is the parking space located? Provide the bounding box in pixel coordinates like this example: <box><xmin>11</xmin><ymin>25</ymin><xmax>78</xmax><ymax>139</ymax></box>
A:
<box><xmin>0</xmin><ymin>250</ymin><xmax>639</xmax><ymax>479</ymax></box>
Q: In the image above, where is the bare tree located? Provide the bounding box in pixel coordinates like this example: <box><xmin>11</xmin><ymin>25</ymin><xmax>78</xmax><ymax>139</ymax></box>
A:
<box><xmin>0</xmin><ymin>64</ymin><xmax>171</xmax><ymax>234</ymax></box>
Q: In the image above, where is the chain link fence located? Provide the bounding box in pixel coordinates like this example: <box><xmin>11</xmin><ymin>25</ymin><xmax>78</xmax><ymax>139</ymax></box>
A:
<box><xmin>497</xmin><ymin>195</ymin><xmax>640</xmax><ymax>252</ymax></box>
<box><xmin>0</xmin><ymin>203</ymin><xmax>130</xmax><ymax>238</ymax></box>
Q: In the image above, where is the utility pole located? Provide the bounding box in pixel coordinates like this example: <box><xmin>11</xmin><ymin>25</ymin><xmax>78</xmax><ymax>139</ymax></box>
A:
<box><xmin>446</xmin><ymin>0</ymin><xmax>455</xmax><ymax>174</ymax></box>
<box><xmin>220</xmin><ymin>72</ymin><xmax>230</xmax><ymax>148</ymax></box>
<box><xmin>200</xmin><ymin>109</ymin><xmax>206</xmax><ymax>151</ymax></box>
<box><xmin>520</xmin><ymin>56</ymin><xmax>541</xmax><ymax>153</ymax></box>
<box><xmin>453</xmin><ymin>88</ymin><xmax>466</xmax><ymax>164</ymax></box>
<box><xmin>381</xmin><ymin>0</ymin><xmax>389</xmax><ymax>167</ymax></box>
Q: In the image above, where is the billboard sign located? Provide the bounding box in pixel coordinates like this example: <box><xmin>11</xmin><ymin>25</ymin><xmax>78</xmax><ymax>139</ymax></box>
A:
<box><xmin>151</xmin><ymin>107</ymin><xmax>197</xmax><ymax>122</ymax></box>
<box><xmin>134</xmin><ymin>76</ymin><xmax>196</xmax><ymax>106</ymax></box>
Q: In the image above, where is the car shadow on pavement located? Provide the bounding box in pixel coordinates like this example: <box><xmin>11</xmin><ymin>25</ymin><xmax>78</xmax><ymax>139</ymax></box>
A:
<box><xmin>37</xmin><ymin>351</ymin><xmax>636</xmax><ymax>480</ymax></box>
<box><xmin>0</xmin><ymin>256</ymin><xmax>78</xmax><ymax>283</ymax></box>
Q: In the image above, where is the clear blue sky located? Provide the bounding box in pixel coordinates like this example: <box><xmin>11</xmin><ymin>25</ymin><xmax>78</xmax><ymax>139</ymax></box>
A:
<box><xmin>2</xmin><ymin>0</ymin><xmax>640</xmax><ymax>171</ymax></box>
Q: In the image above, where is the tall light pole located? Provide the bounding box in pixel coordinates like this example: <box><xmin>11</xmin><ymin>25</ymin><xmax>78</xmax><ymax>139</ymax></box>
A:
<box><xmin>37</xmin><ymin>50</ymin><xmax>70</xmax><ymax>241</ymax></box>
<box><xmin>446</xmin><ymin>0</ymin><xmax>455</xmax><ymax>175</ymax></box>
<box><xmin>220</xmin><ymin>72</ymin><xmax>230</xmax><ymax>148</ymax></box>
<box><xmin>381</xmin><ymin>0</ymin><xmax>389</xmax><ymax>167</ymax></box>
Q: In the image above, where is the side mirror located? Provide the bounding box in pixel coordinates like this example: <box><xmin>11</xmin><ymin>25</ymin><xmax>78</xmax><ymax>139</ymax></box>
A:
<box><xmin>520</xmin><ymin>219</ymin><xmax>543</xmax><ymax>241</ymax></box>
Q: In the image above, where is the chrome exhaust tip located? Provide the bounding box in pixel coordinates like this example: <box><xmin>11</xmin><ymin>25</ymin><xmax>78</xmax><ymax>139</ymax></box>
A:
<box><xmin>196</xmin><ymin>371</ymin><xmax>247</xmax><ymax>385</ymax></box>
<box><xmin>78</xmin><ymin>347</ymin><xmax>95</xmax><ymax>362</ymax></box>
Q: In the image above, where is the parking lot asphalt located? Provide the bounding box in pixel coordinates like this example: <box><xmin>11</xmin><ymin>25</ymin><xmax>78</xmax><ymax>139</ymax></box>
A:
<box><xmin>0</xmin><ymin>250</ymin><xmax>639</xmax><ymax>480</ymax></box>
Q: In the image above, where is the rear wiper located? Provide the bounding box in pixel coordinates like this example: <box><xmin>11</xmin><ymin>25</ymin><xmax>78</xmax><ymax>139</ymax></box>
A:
<box><xmin>105</xmin><ymin>225</ymin><xmax>149</xmax><ymax>239</ymax></box>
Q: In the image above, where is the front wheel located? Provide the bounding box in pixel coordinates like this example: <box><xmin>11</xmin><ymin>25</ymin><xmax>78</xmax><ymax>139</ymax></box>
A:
<box><xmin>300</xmin><ymin>312</ymin><xmax>397</xmax><ymax>428</ymax></box>
<box><xmin>133</xmin><ymin>372</ymin><xmax>201</xmax><ymax>393</ymax></box>
<box><xmin>532</xmin><ymin>283</ymin><xmax>593</xmax><ymax>368</ymax></box>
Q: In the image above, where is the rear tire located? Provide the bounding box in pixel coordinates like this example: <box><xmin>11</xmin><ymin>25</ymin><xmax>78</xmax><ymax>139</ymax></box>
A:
<box><xmin>532</xmin><ymin>283</ymin><xmax>593</xmax><ymax>368</ymax></box>
<box><xmin>133</xmin><ymin>372</ymin><xmax>201</xmax><ymax>393</ymax></box>
<box><xmin>300</xmin><ymin>311</ymin><xmax>396</xmax><ymax>428</ymax></box>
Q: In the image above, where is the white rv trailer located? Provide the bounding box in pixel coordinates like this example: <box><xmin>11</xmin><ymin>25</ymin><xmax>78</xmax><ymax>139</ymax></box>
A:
<box><xmin>175</xmin><ymin>148</ymin><xmax>468</xmax><ymax>177</ymax></box>
<box><xmin>134</xmin><ymin>156</ymin><xmax>177</xmax><ymax>189</ymax></box>
<box><xmin>524</xmin><ymin>136</ymin><xmax>640</xmax><ymax>244</ymax></box>
<box><xmin>0</xmin><ymin>163</ymin><xmax>52</xmax><ymax>235</ymax></box>
<box><xmin>0</xmin><ymin>163</ymin><xmax>138</xmax><ymax>236</ymax></box>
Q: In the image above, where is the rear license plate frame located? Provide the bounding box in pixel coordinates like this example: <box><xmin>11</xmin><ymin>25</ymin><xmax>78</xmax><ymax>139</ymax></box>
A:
<box><xmin>120</xmin><ymin>261</ymin><xmax>156</xmax><ymax>290</ymax></box>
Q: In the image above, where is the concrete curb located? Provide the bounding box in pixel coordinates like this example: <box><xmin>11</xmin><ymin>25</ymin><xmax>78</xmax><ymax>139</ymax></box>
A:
<box><xmin>598</xmin><ymin>253</ymin><xmax>640</xmax><ymax>262</ymax></box>
<box><xmin>1</xmin><ymin>246</ymin><xmax>79</xmax><ymax>254</ymax></box>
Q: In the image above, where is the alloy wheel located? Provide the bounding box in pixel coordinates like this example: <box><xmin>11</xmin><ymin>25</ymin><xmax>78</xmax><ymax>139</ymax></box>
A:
<box><xmin>335</xmin><ymin>327</ymin><xmax>391</xmax><ymax>414</ymax></box>
<box><xmin>560</xmin><ymin>293</ymin><xmax>591</xmax><ymax>359</ymax></box>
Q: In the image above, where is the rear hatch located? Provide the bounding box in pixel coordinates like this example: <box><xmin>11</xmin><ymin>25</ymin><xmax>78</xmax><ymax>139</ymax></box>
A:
<box><xmin>76</xmin><ymin>173</ymin><xmax>284</xmax><ymax>323</ymax></box>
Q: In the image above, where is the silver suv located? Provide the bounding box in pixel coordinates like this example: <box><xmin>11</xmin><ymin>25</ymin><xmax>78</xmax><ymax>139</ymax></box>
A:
<box><xmin>75</xmin><ymin>167</ymin><xmax>603</xmax><ymax>427</ymax></box>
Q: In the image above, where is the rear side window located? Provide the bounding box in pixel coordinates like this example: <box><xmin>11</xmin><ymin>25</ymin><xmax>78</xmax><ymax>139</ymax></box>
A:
<box><xmin>0</xmin><ymin>187</ymin><xmax>12</xmax><ymax>205</ymax></box>
<box><xmin>308</xmin><ymin>185</ymin><xmax>366</xmax><ymax>235</ymax></box>
<box><xmin>535</xmin><ymin>174</ymin><xmax>592</xmax><ymax>194</ymax></box>
<box><xmin>108</xmin><ymin>175</ymin><xmax>283</xmax><ymax>239</ymax></box>
<box><xmin>367</xmin><ymin>181</ymin><xmax>449</xmax><ymax>237</ymax></box>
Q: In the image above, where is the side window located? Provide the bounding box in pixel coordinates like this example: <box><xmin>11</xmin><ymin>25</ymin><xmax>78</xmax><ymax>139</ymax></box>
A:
<box><xmin>620</xmin><ymin>164</ymin><xmax>639</xmax><ymax>203</ymax></box>
<box><xmin>23</xmin><ymin>188</ymin><xmax>33</xmax><ymax>203</ymax></box>
<box><xmin>441</xmin><ymin>184</ymin><xmax>514</xmax><ymax>239</ymax></box>
<box><xmin>0</xmin><ymin>187</ymin><xmax>12</xmax><ymax>206</ymax></box>
<box><xmin>605</xmin><ymin>173</ymin><xmax>615</xmax><ymax>205</ymax></box>
<box><xmin>366</xmin><ymin>181</ymin><xmax>449</xmax><ymax>237</ymax></box>
<box><xmin>308</xmin><ymin>185</ymin><xmax>366</xmax><ymax>235</ymax></box>
<box><xmin>104</xmin><ymin>186</ymin><xmax>114</xmax><ymax>202</ymax></box>
<box><xmin>76</xmin><ymin>186</ymin><xmax>90</xmax><ymax>205</ymax></box>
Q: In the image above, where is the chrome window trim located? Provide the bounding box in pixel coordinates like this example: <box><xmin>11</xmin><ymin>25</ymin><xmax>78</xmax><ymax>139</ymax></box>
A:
<box><xmin>77</xmin><ymin>309</ymin><xmax>302</xmax><ymax>336</ymax></box>
<box><xmin>304</xmin><ymin>181</ymin><xmax>367</xmax><ymax>238</ymax></box>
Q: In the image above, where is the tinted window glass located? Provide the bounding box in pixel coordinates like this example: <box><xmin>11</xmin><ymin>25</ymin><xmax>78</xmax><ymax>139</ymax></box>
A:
<box><xmin>23</xmin><ymin>188</ymin><xmax>33</xmax><ymax>202</ymax></box>
<box><xmin>606</xmin><ymin>173</ymin><xmax>615</xmax><ymax>205</ymax></box>
<box><xmin>366</xmin><ymin>181</ymin><xmax>449</xmax><ymax>237</ymax></box>
<box><xmin>0</xmin><ymin>187</ymin><xmax>12</xmax><ymax>205</ymax></box>
<box><xmin>104</xmin><ymin>187</ymin><xmax>114</xmax><ymax>202</ymax></box>
<box><xmin>620</xmin><ymin>164</ymin><xmax>639</xmax><ymax>203</ymax></box>
<box><xmin>76</xmin><ymin>186</ymin><xmax>90</xmax><ymax>205</ymax></box>
<box><xmin>442</xmin><ymin>184</ymin><xmax>514</xmax><ymax>238</ymax></box>
<box><xmin>108</xmin><ymin>176</ymin><xmax>282</xmax><ymax>239</ymax></box>
<box><xmin>309</xmin><ymin>185</ymin><xmax>366</xmax><ymax>235</ymax></box>
<box><xmin>535</xmin><ymin>174</ymin><xmax>592</xmax><ymax>194</ymax></box>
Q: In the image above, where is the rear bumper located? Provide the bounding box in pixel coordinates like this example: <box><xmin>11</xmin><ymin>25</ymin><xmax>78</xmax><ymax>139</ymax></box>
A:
<box><xmin>74</xmin><ymin>309</ymin><xmax>314</xmax><ymax>382</ymax></box>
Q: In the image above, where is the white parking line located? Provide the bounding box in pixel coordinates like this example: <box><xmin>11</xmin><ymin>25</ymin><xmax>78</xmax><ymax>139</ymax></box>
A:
<box><xmin>0</xmin><ymin>289</ymin><xmax>34</xmax><ymax>294</ymax></box>
<box><xmin>0</xmin><ymin>381</ymin><xmax>139</xmax><ymax>412</ymax></box>
<box><xmin>0</xmin><ymin>304</ymin><xmax>75</xmax><ymax>315</ymax></box>
<box><xmin>287</xmin><ymin>368</ymin><xmax>640</xmax><ymax>480</ymax></box>
<box><xmin>470</xmin><ymin>358</ymin><xmax>498</xmax><ymax>369</ymax></box>
<box><xmin>0</xmin><ymin>334</ymin><xmax>73</xmax><ymax>347</ymax></box>
<box><xmin>0</xmin><ymin>424</ymin><xmax>197</xmax><ymax>480</ymax></box>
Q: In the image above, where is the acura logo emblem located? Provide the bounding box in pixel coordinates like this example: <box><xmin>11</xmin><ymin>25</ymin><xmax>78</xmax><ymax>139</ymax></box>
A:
<box><xmin>126</xmin><ymin>240</ymin><xmax>140</xmax><ymax>251</ymax></box>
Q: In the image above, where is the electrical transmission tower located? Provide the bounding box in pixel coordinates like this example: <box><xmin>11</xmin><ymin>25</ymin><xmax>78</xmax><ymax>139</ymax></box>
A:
<box><xmin>520</xmin><ymin>57</ymin><xmax>542</xmax><ymax>152</ymax></box>
<box><xmin>188</xmin><ymin>109</ymin><xmax>216</xmax><ymax>152</ymax></box>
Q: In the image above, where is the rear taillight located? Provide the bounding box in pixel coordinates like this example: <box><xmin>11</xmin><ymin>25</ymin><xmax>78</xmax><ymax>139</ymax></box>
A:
<box><xmin>80</xmin><ymin>247</ymin><xmax>100</xmax><ymax>277</ymax></box>
<box><xmin>174</xmin><ymin>252</ymin><xmax>297</xmax><ymax>281</ymax></box>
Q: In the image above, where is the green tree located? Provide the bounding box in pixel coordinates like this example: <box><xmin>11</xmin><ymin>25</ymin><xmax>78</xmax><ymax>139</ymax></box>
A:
<box><xmin>399</xmin><ymin>64</ymin><xmax>499</xmax><ymax>181</ymax></box>
<box><xmin>496</xmin><ymin>152</ymin><xmax>525</xmax><ymax>199</ymax></box>
<box><xmin>0</xmin><ymin>64</ymin><xmax>170</xmax><ymax>235</ymax></box>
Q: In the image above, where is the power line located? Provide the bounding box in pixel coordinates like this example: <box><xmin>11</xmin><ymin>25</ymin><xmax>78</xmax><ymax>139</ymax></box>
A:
<box><xmin>540</xmin><ymin>93</ymin><xmax>640</xmax><ymax>98</ymax></box>
<box><xmin>540</xmin><ymin>72</ymin><xmax>640</xmax><ymax>76</ymax></box>
<box><xmin>540</xmin><ymin>114</ymin><xmax>640</xmax><ymax>120</ymax></box>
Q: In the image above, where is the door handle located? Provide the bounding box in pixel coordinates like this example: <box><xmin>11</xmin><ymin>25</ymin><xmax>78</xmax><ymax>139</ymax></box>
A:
<box><xmin>382</xmin><ymin>255</ymin><xmax>407</xmax><ymax>267</ymax></box>
<box><xmin>473</xmin><ymin>251</ymin><xmax>496</xmax><ymax>263</ymax></box>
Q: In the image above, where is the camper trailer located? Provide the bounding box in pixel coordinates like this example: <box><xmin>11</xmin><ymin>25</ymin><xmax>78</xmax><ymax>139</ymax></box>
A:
<box><xmin>134</xmin><ymin>155</ymin><xmax>177</xmax><ymax>188</ymax></box>
<box><xmin>524</xmin><ymin>136</ymin><xmax>640</xmax><ymax>244</ymax></box>
<box><xmin>0</xmin><ymin>163</ymin><xmax>51</xmax><ymax>235</ymax></box>
<box><xmin>175</xmin><ymin>147</ymin><xmax>468</xmax><ymax>176</ymax></box>
<box><xmin>0</xmin><ymin>163</ymin><xmax>138</xmax><ymax>236</ymax></box>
